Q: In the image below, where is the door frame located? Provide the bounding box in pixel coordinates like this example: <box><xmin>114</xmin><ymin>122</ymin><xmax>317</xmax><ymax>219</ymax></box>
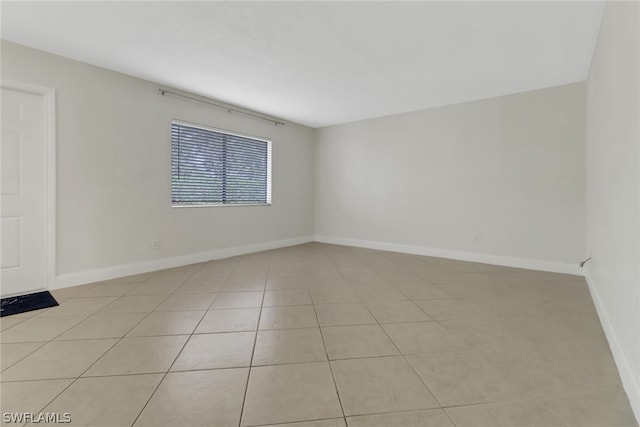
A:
<box><xmin>2</xmin><ymin>80</ymin><xmax>56</xmax><ymax>290</ymax></box>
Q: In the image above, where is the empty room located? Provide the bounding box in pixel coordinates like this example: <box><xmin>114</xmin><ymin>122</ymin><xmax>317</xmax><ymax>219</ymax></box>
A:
<box><xmin>0</xmin><ymin>1</ymin><xmax>638</xmax><ymax>426</ymax></box>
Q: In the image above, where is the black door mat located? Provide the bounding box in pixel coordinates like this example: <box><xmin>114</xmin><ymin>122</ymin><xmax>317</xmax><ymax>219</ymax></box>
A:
<box><xmin>1</xmin><ymin>291</ymin><xmax>59</xmax><ymax>317</ymax></box>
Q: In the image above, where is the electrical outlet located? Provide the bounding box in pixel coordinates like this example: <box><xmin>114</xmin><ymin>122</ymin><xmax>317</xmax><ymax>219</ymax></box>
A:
<box><xmin>471</xmin><ymin>234</ymin><xmax>479</xmax><ymax>245</ymax></box>
<box><xmin>151</xmin><ymin>240</ymin><xmax>160</xmax><ymax>249</ymax></box>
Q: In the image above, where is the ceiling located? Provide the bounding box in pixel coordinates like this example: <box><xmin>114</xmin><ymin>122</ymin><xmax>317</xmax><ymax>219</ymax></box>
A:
<box><xmin>1</xmin><ymin>1</ymin><xmax>605</xmax><ymax>128</ymax></box>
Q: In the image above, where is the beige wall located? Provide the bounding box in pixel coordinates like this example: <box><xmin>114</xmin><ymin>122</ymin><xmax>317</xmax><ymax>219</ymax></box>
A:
<box><xmin>1</xmin><ymin>41</ymin><xmax>315</xmax><ymax>284</ymax></box>
<box><xmin>586</xmin><ymin>0</ymin><xmax>640</xmax><ymax>417</ymax></box>
<box><xmin>314</xmin><ymin>83</ymin><xmax>586</xmax><ymax>271</ymax></box>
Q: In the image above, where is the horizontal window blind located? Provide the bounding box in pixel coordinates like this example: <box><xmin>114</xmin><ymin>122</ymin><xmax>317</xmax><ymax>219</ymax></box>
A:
<box><xmin>171</xmin><ymin>122</ymin><xmax>271</xmax><ymax>206</ymax></box>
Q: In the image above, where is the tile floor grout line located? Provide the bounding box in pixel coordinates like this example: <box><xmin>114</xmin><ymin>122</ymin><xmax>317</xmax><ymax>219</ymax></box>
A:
<box><xmin>127</xmin><ymin>341</ymin><xmax>190</xmax><ymax>425</ymax></box>
<box><xmin>312</xmin><ymin>298</ymin><xmax>348</xmax><ymax>421</ymax></box>
<box><xmin>59</xmin><ymin>306</ymin><xmax>160</xmax><ymax>342</ymax></box>
<box><xmin>0</xmin><ymin>293</ymin><xmax>164</xmax><ymax>365</ymax></box>
<box><xmin>244</xmin><ymin>415</ymin><xmax>344</xmax><ymax>427</ymax></box>
<box><xmin>536</xmin><ymin>399</ymin><xmax>578</xmax><ymax>427</ymax></box>
<box><xmin>348</xmin><ymin>252</ymin><xmax>458</xmax><ymax>424</ymax></box>
<box><xmin>0</xmin><ymin>316</ymin><xmax>30</xmax><ymax>332</ymax></box>
<box><xmin>127</xmin><ymin>265</ymin><xmax>210</xmax><ymax>426</ymax></box>
<box><xmin>243</xmin><ymin>415</ymin><xmax>347</xmax><ymax>427</ymax></box>
<box><xmin>25</xmin><ymin>376</ymin><xmax>81</xmax><ymax>421</ymax></box>
<box><xmin>2</xmin><ymin>303</ymin><xmax>121</xmax><ymax>376</ymax></box>
<box><xmin>237</xmin><ymin>272</ymin><xmax>268</xmax><ymax>427</ymax></box>
<box><xmin>344</xmin><ymin>406</ymin><xmax>459</xmax><ymax>419</ymax></box>
<box><xmin>315</xmin><ymin>245</ymin><xmax>372</xmax><ymax>422</ymax></box>
<box><xmin>18</xmin><ymin>317</ymin><xmax>138</xmax><ymax>422</ymax></box>
<box><xmin>0</xmin><ymin>340</ymin><xmax>48</xmax><ymax>373</ymax></box>
<box><xmin>97</xmin><ymin>291</ymin><xmax>174</xmax><ymax>315</ymax></box>
<box><xmin>373</xmin><ymin>251</ymin><xmax>545</xmax><ymax>427</ymax></box>
<box><xmin>384</xmin><ymin>256</ymin><xmax>522</xmax><ymax>420</ymax></box>
<box><xmin>361</xmin><ymin>289</ymin><xmax>447</xmax><ymax>412</ymax></box>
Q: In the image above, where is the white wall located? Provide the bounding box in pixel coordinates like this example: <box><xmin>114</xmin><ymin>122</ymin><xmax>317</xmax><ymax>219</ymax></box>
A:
<box><xmin>585</xmin><ymin>0</ymin><xmax>640</xmax><ymax>418</ymax></box>
<box><xmin>1</xmin><ymin>41</ymin><xmax>315</xmax><ymax>286</ymax></box>
<box><xmin>314</xmin><ymin>83</ymin><xmax>586</xmax><ymax>272</ymax></box>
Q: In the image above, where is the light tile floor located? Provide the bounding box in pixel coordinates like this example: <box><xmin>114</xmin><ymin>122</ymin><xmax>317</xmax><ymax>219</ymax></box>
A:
<box><xmin>1</xmin><ymin>243</ymin><xmax>637</xmax><ymax>426</ymax></box>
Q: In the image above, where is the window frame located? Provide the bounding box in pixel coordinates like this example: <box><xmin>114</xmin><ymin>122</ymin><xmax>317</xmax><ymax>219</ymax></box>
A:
<box><xmin>170</xmin><ymin>119</ymin><xmax>272</xmax><ymax>208</ymax></box>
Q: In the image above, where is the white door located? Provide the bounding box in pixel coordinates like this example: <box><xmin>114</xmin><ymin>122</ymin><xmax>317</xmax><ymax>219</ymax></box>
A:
<box><xmin>1</xmin><ymin>87</ymin><xmax>48</xmax><ymax>297</ymax></box>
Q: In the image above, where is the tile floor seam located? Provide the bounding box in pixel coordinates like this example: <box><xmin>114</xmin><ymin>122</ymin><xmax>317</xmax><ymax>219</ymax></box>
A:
<box><xmin>537</xmin><ymin>398</ymin><xmax>579</xmax><ymax>427</ymax></box>
<box><xmin>316</xmin><ymin>246</ymin><xmax>364</xmax><ymax>425</ymax></box>
<box><xmin>243</xmin><ymin>416</ymin><xmax>346</xmax><ymax>427</ymax></box>
<box><xmin>99</xmin><ymin>292</ymin><xmax>173</xmax><ymax>315</ymax></box>
<box><xmin>310</xmin><ymin>270</ymin><xmax>350</xmax><ymax>422</ymax></box>
<box><xmin>471</xmin><ymin>350</ymin><xmax>537</xmax><ymax>398</ymax></box>
<box><xmin>238</xmin><ymin>273</ymin><xmax>268</xmax><ymax>427</ymax></box>
<box><xmin>30</xmin><ymin>313</ymin><xmax>93</xmax><ymax>340</ymax></box>
<box><xmin>153</xmin><ymin>307</ymin><xmax>217</xmax><ymax>312</ymax></box>
<box><xmin>361</xmin><ymin>296</ymin><xmax>446</xmax><ymax>411</ymax></box>
<box><xmin>128</xmin><ymin>263</ymin><xmax>218</xmax><ymax>426</ymax></box>
<box><xmin>65</xmin><ymin>337</ymin><xmax>124</xmax><ymax>378</ymax></box>
<box><xmin>344</xmin><ymin>406</ymin><xmax>453</xmax><ymax>418</ymax></box>
<box><xmin>0</xmin><ymin>316</ymin><xmax>29</xmax><ymax>332</ymax></box>
<box><xmin>131</xmin><ymin>308</ymin><xmax>210</xmax><ymax>426</ymax></box>
<box><xmin>429</xmin><ymin>317</ymin><xmax>480</xmax><ymax>349</ymax></box>
<box><xmin>1</xmin><ymin>320</ymin><xmax>124</xmax><ymax>383</ymax></box>
<box><xmin>437</xmin><ymin>397</ymin><xmax>540</xmax><ymax>410</ymax></box>
<box><xmin>327</xmin><ymin>249</ymin><xmax>449</xmax><ymax>419</ymax></box>
<box><xmin>148</xmin><ymin>266</ymin><xmax>199</xmax><ymax>286</ymax></box>
<box><xmin>1</xmin><ymin>376</ymin><xmax>79</xmax><ymax>383</ymax></box>
<box><xmin>127</xmin><ymin>348</ymin><xmax>187</xmax><ymax>425</ymax></box>
<box><xmin>22</xmin><ymin>378</ymin><xmax>78</xmax><ymax>422</ymax></box>
<box><xmin>15</xmin><ymin>331</ymin><xmax>129</xmax><ymax>423</ymax></box>
<box><xmin>53</xmin><ymin>309</ymin><xmax>162</xmax><ymax>342</ymax></box>
<box><xmin>0</xmin><ymin>341</ymin><xmax>47</xmax><ymax>373</ymax></box>
<box><xmin>442</xmin><ymin>400</ymin><xmax>571</xmax><ymax>427</ymax></box>
<box><xmin>370</xmin><ymin>253</ymin><xmax>520</xmax><ymax>427</ymax></box>
<box><xmin>207</xmin><ymin>305</ymin><xmax>268</xmax><ymax>311</ymax></box>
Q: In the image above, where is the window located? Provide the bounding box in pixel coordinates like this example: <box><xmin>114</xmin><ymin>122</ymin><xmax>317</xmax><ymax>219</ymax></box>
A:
<box><xmin>171</xmin><ymin>121</ymin><xmax>271</xmax><ymax>206</ymax></box>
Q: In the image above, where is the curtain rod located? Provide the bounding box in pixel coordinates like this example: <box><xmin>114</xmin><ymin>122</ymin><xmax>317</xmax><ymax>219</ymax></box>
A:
<box><xmin>158</xmin><ymin>88</ymin><xmax>285</xmax><ymax>126</ymax></box>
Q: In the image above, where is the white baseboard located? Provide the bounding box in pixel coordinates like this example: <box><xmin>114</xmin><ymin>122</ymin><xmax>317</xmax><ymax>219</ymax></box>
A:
<box><xmin>584</xmin><ymin>270</ymin><xmax>640</xmax><ymax>422</ymax></box>
<box><xmin>54</xmin><ymin>234</ymin><xmax>582</xmax><ymax>289</ymax></box>
<box><xmin>53</xmin><ymin>236</ymin><xmax>313</xmax><ymax>289</ymax></box>
<box><xmin>313</xmin><ymin>235</ymin><xmax>583</xmax><ymax>275</ymax></box>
